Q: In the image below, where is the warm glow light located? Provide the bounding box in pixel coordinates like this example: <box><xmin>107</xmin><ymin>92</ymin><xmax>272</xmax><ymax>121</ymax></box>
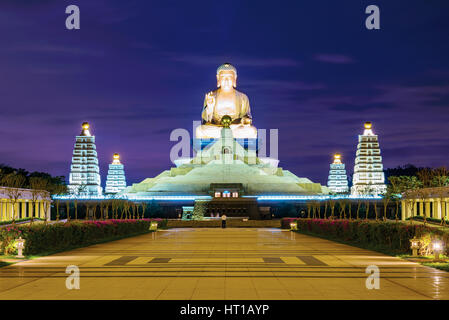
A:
<box><xmin>81</xmin><ymin>122</ymin><xmax>92</xmax><ymax>136</ymax></box>
<box><xmin>432</xmin><ymin>241</ymin><xmax>443</xmax><ymax>252</ymax></box>
<box><xmin>333</xmin><ymin>153</ymin><xmax>342</xmax><ymax>164</ymax></box>
<box><xmin>150</xmin><ymin>222</ymin><xmax>158</xmax><ymax>231</ymax></box>
<box><xmin>362</xmin><ymin>121</ymin><xmax>374</xmax><ymax>136</ymax></box>
<box><xmin>112</xmin><ymin>153</ymin><xmax>121</xmax><ymax>164</ymax></box>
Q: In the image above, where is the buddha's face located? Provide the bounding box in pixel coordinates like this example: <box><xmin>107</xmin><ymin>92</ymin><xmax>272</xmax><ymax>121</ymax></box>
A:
<box><xmin>217</xmin><ymin>70</ymin><xmax>236</xmax><ymax>92</ymax></box>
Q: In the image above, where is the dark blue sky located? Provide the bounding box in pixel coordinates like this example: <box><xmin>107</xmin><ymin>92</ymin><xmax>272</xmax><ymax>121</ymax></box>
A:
<box><xmin>0</xmin><ymin>0</ymin><xmax>448</xmax><ymax>186</ymax></box>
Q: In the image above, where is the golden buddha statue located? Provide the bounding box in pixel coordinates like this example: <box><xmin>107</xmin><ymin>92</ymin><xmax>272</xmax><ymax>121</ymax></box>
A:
<box><xmin>195</xmin><ymin>63</ymin><xmax>258</xmax><ymax>139</ymax></box>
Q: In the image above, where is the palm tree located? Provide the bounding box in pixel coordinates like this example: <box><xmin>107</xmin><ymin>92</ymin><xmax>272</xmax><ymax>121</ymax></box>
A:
<box><xmin>401</xmin><ymin>176</ymin><xmax>422</xmax><ymax>224</ymax></box>
<box><xmin>29</xmin><ymin>177</ymin><xmax>48</xmax><ymax>223</ymax></box>
<box><xmin>388</xmin><ymin>176</ymin><xmax>403</xmax><ymax>221</ymax></box>
<box><xmin>65</xmin><ymin>200</ymin><xmax>71</xmax><ymax>222</ymax></box>
<box><xmin>432</xmin><ymin>167</ymin><xmax>449</xmax><ymax>226</ymax></box>
<box><xmin>417</xmin><ymin>168</ymin><xmax>434</xmax><ymax>224</ymax></box>
<box><xmin>1</xmin><ymin>173</ymin><xmax>26</xmax><ymax>224</ymax></box>
<box><xmin>329</xmin><ymin>199</ymin><xmax>336</xmax><ymax>219</ymax></box>
<box><xmin>140</xmin><ymin>202</ymin><xmax>147</xmax><ymax>219</ymax></box>
<box><xmin>73</xmin><ymin>199</ymin><xmax>78</xmax><ymax>220</ymax></box>
<box><xmin>356</xmin><ymin>198</ymin><xmax>362</xmax><ymax>220</ymax></box>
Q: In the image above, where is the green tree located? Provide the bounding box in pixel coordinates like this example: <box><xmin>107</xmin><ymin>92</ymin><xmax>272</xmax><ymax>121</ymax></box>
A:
<box><xmin>193</xmin><ymin>201</ymin><xmax>207</xmax><ymax>220</ymax></box>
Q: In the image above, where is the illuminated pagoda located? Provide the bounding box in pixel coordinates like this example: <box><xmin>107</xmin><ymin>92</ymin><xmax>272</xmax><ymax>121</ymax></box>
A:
<box><xmin>68</xmin><ymin>122</ymin><xmax>103</xmax><ymax>196</ymax></box>
<box><xmin>105</xmin><ymin>153</ymin><xmax>127</xmax><ymax>194</ymax></box>
<box><xmin>327</xmin><ymin>153</ymin><xmax>349</xmax><ymax>194</ymax></box>
<box><xmin>351</xmin><ymin>122</ymin><xmax>387</xmax><ymax>196</ymax></box>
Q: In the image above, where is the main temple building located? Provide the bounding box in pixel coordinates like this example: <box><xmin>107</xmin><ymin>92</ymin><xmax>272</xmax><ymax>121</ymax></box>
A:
<box><xmin>122</xmin><ymin>63</ymin><xmax>331</xmax><ymax>218</ymax></box>
<box><xmin>62</xmin><ymin>63</ymin><xmax>386</xmax><ymax>219</ymax></box>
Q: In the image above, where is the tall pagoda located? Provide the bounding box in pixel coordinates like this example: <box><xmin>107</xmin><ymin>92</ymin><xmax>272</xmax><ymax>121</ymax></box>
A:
<box><xmin>105</xmin><ymin>153</ymin><xmax>127</xmax><ymax>194</ymax></box>
<box><xmin>68</xmin><ymin>122</ymin><xmax>103</xmax><ymax>196</ymax></box>
<box><xmin>327</xmin><ymin>153</ymin><xmax>349</xmax><ymax>193</ymax></box>
<box><xmin>351</xmin><ymin>122</ymin><xmax>387</xmax><ymax>196</ymax></box>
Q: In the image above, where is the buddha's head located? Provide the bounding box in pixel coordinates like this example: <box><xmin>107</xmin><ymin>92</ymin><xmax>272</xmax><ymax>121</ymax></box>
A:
<box><xmin>216</xmin><ymin>63</ymin><xmax>237</xmax><ymax>92</ymax></box>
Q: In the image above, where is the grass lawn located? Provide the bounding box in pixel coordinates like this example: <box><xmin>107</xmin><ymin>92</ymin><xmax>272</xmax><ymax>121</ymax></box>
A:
<box><xmin>399</xmin><ymin>254</ymin><xmax>449</xmax><ymax>272</ymax></box>
<box><xmin>422</xmin><ymin>262</ymin><xmax>449</xmax><ymax>272</ymax></box>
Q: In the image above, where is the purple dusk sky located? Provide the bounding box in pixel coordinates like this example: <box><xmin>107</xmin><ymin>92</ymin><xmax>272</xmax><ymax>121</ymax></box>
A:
<box><xmin>0</xmin><ymin>0</ymin><xmax>448</xmax><ymax>186</ymax></box>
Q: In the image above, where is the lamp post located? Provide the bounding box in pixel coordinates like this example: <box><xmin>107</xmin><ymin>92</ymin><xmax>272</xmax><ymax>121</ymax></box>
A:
<box><xmin>409</xmin><ymin>237</ymin><xmax>420</xmax><ymax>257</ymax></box>
<box><xmin>290</xmin><ymin>221</ymin><xmax>298</xmax><ymax>231</ymax></box>
<box><xmin>432</xmin><ymin>240</ymin><xmax>443</xmax><ymax>260</ymax></box>
<box><xmin>150</xmin><ymin>221</ymin><xmax>158</xmax><ymax>231</ymax></box>
<box><xmin>15</xmin><ymin>237</ymin><xmax>25</xmax><ymax>258</ymax></box>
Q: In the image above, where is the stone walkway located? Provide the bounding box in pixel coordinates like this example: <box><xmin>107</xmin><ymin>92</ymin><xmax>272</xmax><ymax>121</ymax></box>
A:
<box><xmin>0</xmin><ymin>228</ymin><xmax>448</xmax><ymax>300</ymax></box>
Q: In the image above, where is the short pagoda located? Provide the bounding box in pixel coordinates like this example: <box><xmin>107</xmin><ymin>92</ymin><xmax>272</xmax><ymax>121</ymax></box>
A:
<box><xmin>68</xmin><ymin>122</ymin><xmax>103</xmax><ymax>196</ymax></box>
<box><xmin>351</xmin><ymin>122</ymin><xmax>387</xmax><ymax>196</ymax></box>
<box><xmin>105</xmin><ymin>153</ymin><xmax>127</xmax><ymax>194</ymax></box>
<box><xmin>327</xmin><ymin>153</ymin><xmax>349</xmax><ymax>194</ymax></box>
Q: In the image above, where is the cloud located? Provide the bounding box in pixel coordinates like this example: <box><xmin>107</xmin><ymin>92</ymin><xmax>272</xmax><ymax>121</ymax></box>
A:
<box><xmin>167</xmin><ymin>53</ymin><xmax>301</xmax><ymax>68</ymax></box>
<box><xmin>371</xmin><ymin>84</ymin><xmax>449</xmax><ymax>108</ymax></box>
<box><xmin>244</xmin><ymin>80</ymin><xmax>325</xmax><ymax>91</ymax></box>
<box><xmin>4</xmin><ymin>44</ymin><xmax>104</xmax><ymax>57</ymax></box>
<box><xmin>313</xmin><ymin>54</ymin><xmax>355</xmax><ymax>64</ymax></box>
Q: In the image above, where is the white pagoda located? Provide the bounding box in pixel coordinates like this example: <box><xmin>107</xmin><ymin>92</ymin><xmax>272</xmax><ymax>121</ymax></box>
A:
<box><xmin>105</xmin><ymin>153</ymin><xmax>127</xmax><ymax>194</ymax></box>
<box><xmin>68</xmin><ymin>122</ymin><xmax>103</xmax><ymax>196</ymax></box>
<box><xmin>351</xmin><ymin>122</ymin><xmax>387</xmax><ymax>196</ymax></box>
<box><xmin>327</xmin><ymin>153</ymin><xmax>349</xmax><ymax>193</ymax></box>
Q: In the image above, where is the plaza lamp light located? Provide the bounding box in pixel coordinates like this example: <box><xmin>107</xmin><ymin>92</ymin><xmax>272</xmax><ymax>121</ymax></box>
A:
<box><xmin>15</xmin><ymin>237</ymin><xmax>25</xmax><ymax>259</ymax></box>
<box><xmin>432</xmin><ymin>240</ymin><xmax>444</xmax><ymax>260</ymax></box>
<box><xmin>290</xmin><ymin>221</ymin><xmax>298</xmax><ymax>231</ymax></box>
<box><xmin>409</xmin><ymin>237</ymin><xmax>420</xmax><ymax>257</ymax></box>
<box><xmin>150</xmin><ymin>221</ymin><xmax>158</xmax><ymax>231</ymax></box>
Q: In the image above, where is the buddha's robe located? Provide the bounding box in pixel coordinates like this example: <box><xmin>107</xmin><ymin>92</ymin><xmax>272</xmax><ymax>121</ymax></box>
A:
<box><xmin>195</xmin><ymin>89</ymin><xmax>257</xmax><ymax>139</ymax></box>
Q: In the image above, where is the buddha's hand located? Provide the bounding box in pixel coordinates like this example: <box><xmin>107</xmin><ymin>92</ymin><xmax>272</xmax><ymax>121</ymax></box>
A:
<box><xmin>241</xmin><ymin>117</ymin><xmax>252</xmax><ymax>125</ymax></box>
<box><xmin>206</xmin><ymin>92</ymin><xmax>215</xmax><ymax>109</ymax></box>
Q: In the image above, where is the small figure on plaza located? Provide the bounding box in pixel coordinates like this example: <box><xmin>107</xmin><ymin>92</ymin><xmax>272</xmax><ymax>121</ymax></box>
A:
<box><xmin>221</xmin><ymin>214</ymin><xmax>227</xmax><ymax>228</ymax></box>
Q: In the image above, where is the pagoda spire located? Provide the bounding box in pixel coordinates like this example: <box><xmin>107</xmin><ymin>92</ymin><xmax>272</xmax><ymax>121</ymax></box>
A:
<box><xmin>351</xmin><ymin>121</ymin><xmax>387</xmax><ymax>196</ymax></box>
<box><xmin>68</xmin><ymin>122</ymin><xmax>102</xmax><ymax>196</ymax></box>
<box><xmin>105</xmin><ymin>153</ymin><xmax>127</xmax><ymax>194</ymax></box>
<box><xmin>327</xmin><ymin>153</ymin><xmax>349</xmax><ymax>193</ymax></box>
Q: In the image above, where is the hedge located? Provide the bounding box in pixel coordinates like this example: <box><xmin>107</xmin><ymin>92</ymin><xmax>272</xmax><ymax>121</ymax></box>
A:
<box><xmin>0</xmin><ymin>218</ymin><xmax>166</xmax><ymax>256</ymax></box>
<box><xmin>0</xmin><ymin>217</ymin><xmax>45</xmax><ymax>226</ymax></box>
<box><xmin>282</xmin><ymin>218</ymin><xmax>449</xmax><ymax>255</ymax></box>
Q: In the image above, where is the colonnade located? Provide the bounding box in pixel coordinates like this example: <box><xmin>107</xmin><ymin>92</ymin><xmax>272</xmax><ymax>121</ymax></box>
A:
<box><xmin>0</xmin><ymin>199</ymin><xmax>51</xmax><ymax>221</ymax></box>
<box><xmin>401</xmin><ymin>198</ymin><xmax>448</xmax><ymax>221</ymax></box>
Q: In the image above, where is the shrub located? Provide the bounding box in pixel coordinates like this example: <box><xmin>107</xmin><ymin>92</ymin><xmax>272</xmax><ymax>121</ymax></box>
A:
<box><xmin>281</xmin><ymin>218</ymin><xmax>449</xmax><ymax>255</ymax></box>
<box><xmin>0</xmin><ymin>219</ymin><xmax>160</xmax><ymax>256</ymax></box>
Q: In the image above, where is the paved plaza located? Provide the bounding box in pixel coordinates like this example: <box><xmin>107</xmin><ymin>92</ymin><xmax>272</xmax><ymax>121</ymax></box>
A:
<box><xmin>0</xmin><ymin>228</ymin><xmax>448</xmax><ymax>300</ymax></box>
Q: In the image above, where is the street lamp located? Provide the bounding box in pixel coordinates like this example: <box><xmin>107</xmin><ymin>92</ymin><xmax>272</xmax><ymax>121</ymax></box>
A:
<box><xmin>290</xmin><ymin>221</ymin><xmax>298</xmax><ymax>231</ymax></box>
<box><xmin>150</xmin><ymin>221</ymin><xmax>158</xmax><ymax>231</ymax></box>
<box><xmin>409</xmin><ymin>237</ymin><xmax>420</xmax><ymax>257</ymax></box>
<box><xmin>432</xmin><ymin>240</ymin><xmax>443</xmax><ymax>260</ymax></box>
